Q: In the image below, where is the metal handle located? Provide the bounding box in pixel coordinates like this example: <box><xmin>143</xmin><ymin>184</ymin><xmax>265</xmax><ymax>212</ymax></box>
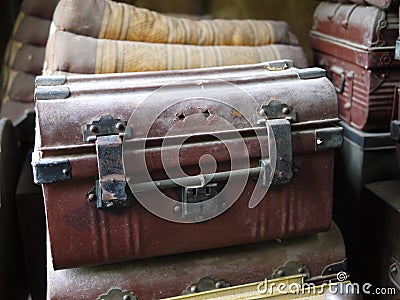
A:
<box><xmin>389</xmin><ymin>261</ymin><xmax>400</xmax><ymax>291</ymax></box>
<box><xmin>330</xmin><ymin>66</ymin><xmax>346</xmax><ymax>94</ymax></box>
<box><xmin>129</xmin><ymin>119</ymin><xmax>293</xmax><ymax>194</ymax></box>
<box><xmin>130</xmin><ymin>163</ymin><xmax>267</xmax><ymax>192</ymax></box>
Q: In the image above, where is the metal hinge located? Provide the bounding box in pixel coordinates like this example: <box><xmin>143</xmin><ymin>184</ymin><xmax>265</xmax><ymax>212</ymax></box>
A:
<box><xmin>264</xmin><ymin>59</ymin><xmax>293</xmax><ymax>71</ymax></box>
<box><xmin>32</xmin><ymin>158</ymin><xmax>71</xmax><ymax>184</ymax></box>
<box><xmin>258</xmin><ymin>100</ymin><xmax>297</xmax><ymax>122</ymax></box>
<box><xmin>322</xmin><ymin>259</ymin><xmax>347</xmax><ymax>276</ymax></box>
<box><xmin>183</xmin><ymin>277</ymin><xmax>230</xmax><ymax>295</ymax></box>
<box><xmin>84</xmin><ymin>115</ymin><xmax>132</xmax><ymax>209</ymax></box>
<box><xmin>271</xmin><ymin>261</ymin><xmax>311</xmax><ymax>280</ymax></box>
<box><xmin>97</xmin><ymin>288</ymin><xmax>137</xmax><ymax>300</ymax></box>
<box><xmin>315</xmin><ymin>127</ymin><xmax>343</xmax><ymax>151</ymax></box>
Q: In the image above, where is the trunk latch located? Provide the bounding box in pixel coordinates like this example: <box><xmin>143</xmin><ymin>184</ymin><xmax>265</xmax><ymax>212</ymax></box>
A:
<box><xmin>83</xmin><ymin>115</ymin><xmax>132</xmax><ymax>209</ymax></box>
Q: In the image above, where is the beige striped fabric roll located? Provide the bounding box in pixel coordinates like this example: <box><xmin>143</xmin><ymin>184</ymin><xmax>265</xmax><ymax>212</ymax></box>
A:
<box><xmin>12</xmin><ymin>13</ymin><xmax>52</xmax><ymax>46</ymax></box>
<box><xmin>54</xmin><ymin>0</ymin><xmax>299</xmax><ymax>46</ymax></box>
<box><xmin>4</xmin><ymin>40</ymin><xmax>45</xmax><ymax>75</ymax></box>
<box><xmin>44</xmin><ymin>30</ymin><xmax>308</xmax><ymax>74</ymax></box>
<box><xmin>0</xmin><ymin>66</ymin><xmax>36</xmax><ymax>103</ymax></box>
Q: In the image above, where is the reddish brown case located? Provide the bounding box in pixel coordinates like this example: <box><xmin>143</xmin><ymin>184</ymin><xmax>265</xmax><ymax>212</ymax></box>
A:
<box><xmin>47</xmin><ymin>223</ymin><xmax>347</xmax><ymax>300</ymax></box>
<box><xmin>310</xmin><ymin>2</ymin><xmax>399</xmax><ymax>132</ymax></box>
<box><xmin>33</xmin><ymin>61</ymin><xmax>342</xmax><ymax>270</ymax></box>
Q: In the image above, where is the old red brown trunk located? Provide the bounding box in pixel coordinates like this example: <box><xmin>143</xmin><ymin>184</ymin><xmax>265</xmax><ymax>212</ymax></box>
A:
<box><xmin>310</xmin><ymin>2</ymin><xmax>399</xmax><ymax>132</ymax></box>
<box><xmin>33</xmin><ymin>60</ymin><xmax>341</xmax><ymax>269</ymax></box>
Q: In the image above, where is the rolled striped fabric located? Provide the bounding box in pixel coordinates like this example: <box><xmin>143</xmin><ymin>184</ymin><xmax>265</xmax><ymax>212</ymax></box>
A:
<box><xmin>4</xmin><ymin>40</ymin><xmax>45</xmax><ymax>75</ymax></box>
<box><xmin>44</xmin><ymin>30</ymin><xmax>307</xmax><ymax>74</ymax></box>
<box><xmin>53</xmin><ymin>0</ymin><xmax>299</xmax><ymax>46</ymax></box>
<box><xmin>20</xmin><ymin>0</ymin><xmax>60</xmax><ymax>20</ymax></box>
<box><xmin>0</xmin><ymin>0</ymin><xmax>58</xmax><ymax>111</ymax></box>
<box><xmin>0</xmin><ymin>66</ymin><xmax>36</xmax><ymax>103</ymax></box>
<box><xmin>12</xmin><ymin>13</ymin><xmax>52</xmax><ymax>47</ymax></box>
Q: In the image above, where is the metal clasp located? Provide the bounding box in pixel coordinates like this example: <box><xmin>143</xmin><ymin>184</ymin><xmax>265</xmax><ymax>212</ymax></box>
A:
<box><xmin>84</xmin><ymin>115</ymin><xmax>132</xmax><ymax>209</ymax></box>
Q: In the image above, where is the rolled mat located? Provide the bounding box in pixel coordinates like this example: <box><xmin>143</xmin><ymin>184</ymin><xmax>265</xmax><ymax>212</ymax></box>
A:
<box><xmin>20</xmin><ymin>0</ymin><xmax>60</xmax><ymax>20</ymax></box>
<box><xmin>1</xmin><ymin>67</ymin><xmax>35</xmax><ymax>103</ymax></box>
<box><xmin>44</xmin><ymin>30</ymin><xmax>308</xmax><ymax>74</ymax></box>
<box><xmin>53</xmin><ymin>0</ymin><xmax>299</xmax><ymax>46</ymax></box>
<box><xmin>12</xmin><ymin>13</ymin><xmax>52</xmax><ymax>47</ymax></box>
<box><xmin>4</xmin><ymin>40</ymin><xmax>45</xmax><ymax>75</ymax></box>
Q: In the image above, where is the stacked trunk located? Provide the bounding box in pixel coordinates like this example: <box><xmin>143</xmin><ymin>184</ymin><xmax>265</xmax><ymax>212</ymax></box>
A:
<box><xmin>34</xmin><ymin>60</ymin><xmax>349</xmax><ymax>299</ymax></box>
<box><xmin>44</xmin><ymin>0</ymin><xmax>308</xmax><ymax>75</ymax></box>
<box><xmin>35</xmin><ymin>1</ymin><xmax>347</xmax><ymax>299</ymax></box>
<box><xmin>310</xmin><ymin>0</ymin><xmax>400</xmax><ymax>293</ymax></box>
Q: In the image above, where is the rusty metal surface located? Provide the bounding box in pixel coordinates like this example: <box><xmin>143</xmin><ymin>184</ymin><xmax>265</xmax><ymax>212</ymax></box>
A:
<box><xmin>34</xmin><ymin>64</ymin><xmax>339</xmax><ymax>269</ymax></box>
<box><xmin>310</xmin><ymin>32</ymin><xmax>399</xmax><ymax>70</ymax></box>
<box><xmin>35</xmin><ymin>66</ymin><xmax>338</xmax><ymax>149</ymax></box>
<box><xmin>326</xmin><ymin>0</ymin><xmax>399</xmax><ymax>10</ymax></box>
<box><xmin>312</xmin><ymin>49</ymin><xmax>399</xmax><ymax>131</ymax></box>
<box><xmin>47</xmin><ymin>223</ymin><xmax>346</xmax><ymax>300</ymax></box>
<box><xmin>312</xmin><ymin>2</ymin><xmax>398</xmax><ymax>48</ymax></box>
<box><xmin>0</xmin><ymin>118</ymin><xmax>28</xmax><ymax>299</ymax></box>
<box><xmin>37</xmin><ymin>60</ymin><xmax>294</xmax><ymax>90</ymax></box>
<box><xmin>310</xmin><ymin>2</ymin><xmax>399</xmax><ymax>132</ymax></box>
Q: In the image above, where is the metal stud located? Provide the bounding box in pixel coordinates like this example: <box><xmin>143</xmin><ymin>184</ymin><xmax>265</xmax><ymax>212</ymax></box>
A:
<box><xmin>282</xmin><ymin>107</ymin><xmax>289</xmax><ymax>114</ymax></box>
<box><xmin>116</xmin><ymin>123</ymin><xmax>125</xmax><ymax>131</ymax></box>
<box><xmin>90</xmin><ymin>125</ymin><xmax>99</xmax><ymax>133</ymax></box>
<box><xmin>173</xmin><ymin>205</ymin><xmax>181</xmax><ymax>214</ymax></box>
<box><xmin>88</xmin><ymin>193</ymin><xmax>96</xmax><ymax>202</ymax></box>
